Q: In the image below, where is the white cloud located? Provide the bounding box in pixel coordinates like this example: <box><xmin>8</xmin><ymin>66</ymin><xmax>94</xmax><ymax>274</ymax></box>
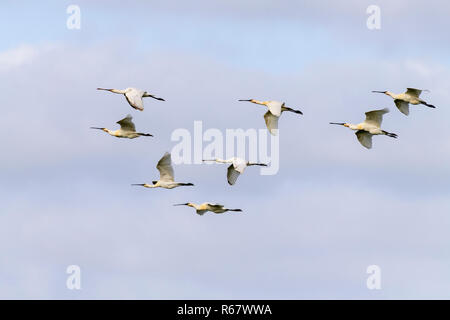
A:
<box><xmin>0</xmin><ymin>45</ymin><xmax>40</xmax><ymax>71</ymax></box>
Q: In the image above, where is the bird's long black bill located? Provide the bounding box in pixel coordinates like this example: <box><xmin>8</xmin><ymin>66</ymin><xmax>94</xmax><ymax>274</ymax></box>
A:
<box><xmin>372</xmin><ymin>91</ymin><xmax>386</xmax><ymax>93</ymax></box>
<box><xmin>131</xmin><ymin>184</ymin><xmax>145</xmax><ymax>186</ymax></box>
<box><xmin>329</xmin><ymin>122</ymin><xmax>346</xmax><ymax>126</ymax></box>
<box><xmin>90</xmin><ymin>127</ymin><xmax>104</xmax><ymax>130</ymax></box>
<box><xmin>173</xmin><ymin>203</ymin><xmax>189</xmax><ymax>206</ymax></box>
<box><xmin>238</xmin><ymin>99</ymin><xmax>252</xmax><ymax>102</ymax></box>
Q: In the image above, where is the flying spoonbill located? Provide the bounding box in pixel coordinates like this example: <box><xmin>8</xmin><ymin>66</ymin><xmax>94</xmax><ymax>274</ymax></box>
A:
<box><xmin>238</xmin><ymin>99</ymin><xmax>303</xmax><ymax>135</ymax></box>
<box><xmin>330</xmin><ymin>108</ymin><xmax>397</xmax><ymax>149</ymax></box>
<box><xmin>132</xmin><ymin>152</ymin><xmax>194</xmax><ymax>189</ymax></box>
<box><xmin>174</xmin><ymin>202</ymin><xmax>242</xmax><ymax>215</ymax></box>
<box><xmin>202</xmin><ymin>157</ymin><xmax>267</xmax><ymax>185</ymax></box>
<box><xmin>372</xmin><ymin>88</ymin><xmax>435</xmax><ymax>116</ymax></box>
<box><xmin>97</xmin><ymin>87</ymin><xmax>165</xmax><ymax>111</ymax></box>
<box><xmin>90</xmin><ymin>114</ymin><xmax>153</xmax><ymax>139</ymax></box>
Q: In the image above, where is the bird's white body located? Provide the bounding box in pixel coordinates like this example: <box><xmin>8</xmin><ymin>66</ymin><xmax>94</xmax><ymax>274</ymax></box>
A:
<box><xmin>212</xmin><ymin>157</ymin><xmax>248</xmax><ymax>173</ymax></box>
<box><xmin>373</xmin><ymin>88</ymin><xmax>435</xmax><ymax>116</ymax></box>
<box><xmin>330</xmin><ymin>108</ymin><xmax>397</xmax><ymax>149</ymax></box>
<box><xmin>141</xmin><ymin>181</ymin><xmax>187</xmax><ymax>189</ymax></box>
<box><xmin>91</xmin><ymin>115</ymin><xmax>153</xmax><ymax>139</ymax></box>
<box><xmin>346</xmin><ymin>122</ymin><xmax>383</xmax><ymax>135</ymax></box>
<box><xmin>133</xmin><ymin>152</ymin><xmax>194</xmax><ymax>189</ymax></box>
<box><xmin>202</xmin><ymin>157</ymin><xmax>267</xmax><ymax>185</ymax></box>
<box><xmin>175</xmin><ymin>202</ymin><xmax>242</xmax><ymax>215</ymax></box>
<box><xmin>238</xmin><ymin>99</ymin><xmax>303</xmax><ymax>135</ymax></box>
<box><xmin>103</xmin><ymin>129</ymin><xmax>141</xmax><ymax>139</ymax></box>
<box><xmin>97</xmin><ymin>87</ymin><xmax>164</xmax><ymax>111</ymax></box>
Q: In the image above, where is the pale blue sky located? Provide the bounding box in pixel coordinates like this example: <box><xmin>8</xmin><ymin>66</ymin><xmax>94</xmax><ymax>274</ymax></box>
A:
<box><xmin>0</xmin><ymin>0</ymin><xmax>449</xmax><ymax>299</ymax></box>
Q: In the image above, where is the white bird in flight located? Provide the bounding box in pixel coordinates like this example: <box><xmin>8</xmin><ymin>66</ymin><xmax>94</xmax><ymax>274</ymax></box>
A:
<box><xmin>174</xmin><ymin>202</ymin><xmax>242</xmax><ymax>215</ymax></box>
<box><xmin>330</xmin><ymin>108</ymin><xmax>397</xmax><ymax>149</ymax></box>
<box><xmin>372</xmin><ymin>88</ymin><xmax>436</xmax><ymax>116</ymax></box>
<box><xmin>238</xmin><ymin>99</ymin><xmax>303</xmax><ymax>135</ymax></box>
<box><xmin>202</xmin><ymin>157</ymin><xmax>267</xmax><ymax>185</ymax></box>
<box><xmin>132</xmin><ymin>152</ymin><xmax>194</xmax><ymax>189</ymax></box>
<box><xmin>90</xmin><ymin>114</ymin><xmax>153</xmax><ymax>139</ymax></box>
<box><xmin>97</xmin><ymin>87</ymin><xmax>165</xmax><ymax>111</ymax></box>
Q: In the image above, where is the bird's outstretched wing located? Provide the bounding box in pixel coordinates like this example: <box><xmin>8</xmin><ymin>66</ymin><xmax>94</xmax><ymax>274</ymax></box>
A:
<box><xmin>116</xmin><ymin>114</ymin><xmax>136</xmax><ymax>131</ymax></box>
<box><xmin>227</xmin><ymin>164</ymin><xmax>240</xmax><ymax>185</ymax></box>
<box><xmin>394</xmin><ymin>99</ymin><xmax>410</xmax><ymax>116</ymax></box>
<box><xmin>355</xmin><ymin>130</ymin><xmax>373</xmax><ymax>149</ymax></box>
<box><xmin>265</xmin><ymin>101</ymin><xmax>283</xmax><ymax>117</ymax></box>
<box><xmin>156</xmin><ymin>152</ymin><xmax>174</xmax><ymax>182</ymax></box>
<box><xmin>264</xmin><ymin>110</ymin><xmax>279</xmax><ymax>135</ymax></box>
<box><xmin>196</xmin><ymin>210</ymin><xmax>207</xmax><ymax>216</ymax></box>
<box><xmin>406</xmin><ymin>88</ymin><xmax>423</xmax><ymax>98</ymax></box>
<box><xmin>364</xmin><ymin>108</ymin><xmax>389</xmax><ymax>127</ymax></box>
<box><xmin>207</xmin><ymin>203</ymin><xmax>225</xmax><ymax>211</ymax></box>
<box><xmin>125</xmin><ymin>89</ymin><xmax>144</xmax><ymax>111</ymax></box>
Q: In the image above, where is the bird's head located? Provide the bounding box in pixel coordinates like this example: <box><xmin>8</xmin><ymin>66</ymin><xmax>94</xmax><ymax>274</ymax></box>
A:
<box><xmin>174</xmin><ymin>203</ymin><xmax>191</xmax><ymax>207</ymax></box>
<box><xmin>329</xmin><ymin>122</ymin><xmax>349</xmax><ymax>127</ymax></box>
<box><xmin>90</xmin><ymin>127</ymin><xmax>108</xmax><ymax>132</ymax></box>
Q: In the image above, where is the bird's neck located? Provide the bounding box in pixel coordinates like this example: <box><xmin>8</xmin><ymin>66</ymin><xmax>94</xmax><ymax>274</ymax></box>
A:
<box><xmin>107</xmin><ymin>129</ymin><xmax>119</xmax><ymax>136</ymax></box>
<box><xmin>385</xmin><ymin>91</ymin><xmax>396</xmax><ymax>98</ymax></box>
<box><xmin>251</xmin><ymin>99</ymin><xmax>266</xmax><ymax>106</ymax></box>
<box><xmin>145</xmin><ymin>183</ymin><xmax>157</xmax><ymax>188</ymax></box>
<box><xmin>187</xmin><ymin>203</ymin><xmax>198</xmax><ymax>209</ymax></box>
<box><xmin>215</xmin><ymin>158</ymin><xmax>229</xmax><ymax>163</ymax></box>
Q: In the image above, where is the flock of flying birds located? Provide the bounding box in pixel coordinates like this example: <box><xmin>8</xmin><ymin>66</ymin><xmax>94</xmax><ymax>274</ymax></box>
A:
<box><xmin>91</xmin><ymin>86</ymin><xmax>436</xmax><ymax>215</ymax></box>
